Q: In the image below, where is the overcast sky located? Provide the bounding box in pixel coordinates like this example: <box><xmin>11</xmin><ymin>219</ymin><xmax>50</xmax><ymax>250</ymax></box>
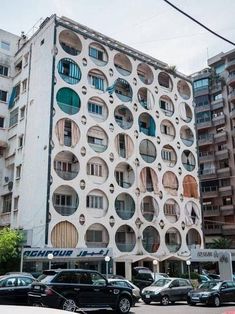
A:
<box><xmin>1</xmin><ymin>0</ymin><xmax>235</xmax><ymax>75</ymax></box>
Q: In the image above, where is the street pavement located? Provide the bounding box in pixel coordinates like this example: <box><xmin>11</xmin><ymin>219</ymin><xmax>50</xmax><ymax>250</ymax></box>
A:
<box><xmin>80</xmin><ymin>301</ymin><xmax>235</xmax><ymax>313</ymax></box>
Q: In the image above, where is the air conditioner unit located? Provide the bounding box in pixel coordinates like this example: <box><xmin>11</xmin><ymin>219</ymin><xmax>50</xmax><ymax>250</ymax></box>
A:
<box><xmin>8</xmin><ymin>181</ymin><xmax>13</xmax><ymax>191</ymax></box>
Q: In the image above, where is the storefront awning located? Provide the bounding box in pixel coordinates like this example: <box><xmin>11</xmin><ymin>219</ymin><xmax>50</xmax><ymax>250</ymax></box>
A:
<box><xmin>114</xmin><ymin>254</ymin><xmax>159</xmax><ymax>263</ymax></box>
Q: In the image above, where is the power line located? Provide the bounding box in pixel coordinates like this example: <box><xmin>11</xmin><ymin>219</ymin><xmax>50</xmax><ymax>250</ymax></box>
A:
<box><xmin>162</xmin><ymin>0</ymin><xmax>235</xmax><ymax>46</ymax></box>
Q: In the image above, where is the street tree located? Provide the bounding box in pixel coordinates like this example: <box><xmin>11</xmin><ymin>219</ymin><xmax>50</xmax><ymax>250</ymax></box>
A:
<box><xmin>0</xmin><ymin>227</ymin><xmax>23</xmax><ymax>274</ymax></box>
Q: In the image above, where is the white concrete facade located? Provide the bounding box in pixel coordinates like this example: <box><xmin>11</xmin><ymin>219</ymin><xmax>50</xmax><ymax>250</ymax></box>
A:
<box><xmin>0</xmin><ymin>15</ymin><xmax>203</xmax><ymax>276</ymax></box>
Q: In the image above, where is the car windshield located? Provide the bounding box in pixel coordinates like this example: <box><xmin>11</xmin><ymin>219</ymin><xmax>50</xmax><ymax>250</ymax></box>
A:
<box><xmin>151</xmin><ymin>279</ymin><xmax>171</xmax><ymax>287</ymax></box>
<box><xmin>199</xmin><ymin>281</ymin><xmax>221</xmax><ymax>290</ymax></box>
<box><xmin>37</xmin><ymin>274</ymin><xmax>55</xmax><ymax>283</ymax></box>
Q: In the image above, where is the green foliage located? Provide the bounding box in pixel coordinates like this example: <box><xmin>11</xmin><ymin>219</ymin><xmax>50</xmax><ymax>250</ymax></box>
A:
<box><xmin>209</xmin><ymin>237</ymin><xmax>232</xmax><ymax>249</ymax></box>
<box><xmin>0</xmin><ymin>228</ymin><xmax>23</xmax><ymax>274</ymax></box>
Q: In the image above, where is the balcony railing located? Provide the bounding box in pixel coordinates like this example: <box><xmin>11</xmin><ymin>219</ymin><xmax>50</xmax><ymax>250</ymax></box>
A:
<box><xmin>61</xmin><ymin>42</ymin><xmax>80</xmax><ymax>56</ymax></box>
<box><xmin>198</xmin><ymin>134</ymin><xmax>213</xmax><ymax>145</ymax></box>
<box><xmin>116</xmin><ymin>120</ymin><xmax>132</xmax><ymax>129</ymax></box>
<box><xmin>201</xmin><ymin>186</ymin><xmax>218</xmax><ymax>193</ymax></box>
<box><xmin>166</xmin><ymin>244</ymin><xmax>181</xmax><ymax>253</ymax></box>
<box><xmin>160</xmin><ymin>108</ymin><xmax>174</xmax><ymax>116</ymax></box>
<box><xmin>116</xmin><ymin>243</ymin><xmax>135</xmax><ymax>252</ymax></box>
<box><xmin>116</xmin><ymin>209</ymin><xmax>134</xmax><ymax>219</ymax></box>
<box><xmin>53</xmin><ymin>205</ymin><xmax>77</xmax><ymax>216</ymax></box>
<box><xmin>183</xmin><ymin>163</ymin><xmax>195</xmax><ymax>171</ymax></box>
<box><xmin>55</xmin><ymin>169</ymin><xmax>78</xmax><ymax>180</ymax></box>
<box><xmin>140</xmin><ymin>153</ymin><xmax>156</xmax><ymax>163</ymax></box>
<box><xmin>204</xmin><ymin>224</ymin><xmax>222</xmax><ymax>234</ymax></box>
<box><xmin>199</xmin><ymin>169</ymin><xmax>216</xmax><ymax>175</ymax></box>
<box><xmin>114</xmin><ymin>64</ymin><xmax>131</xmax><ymax>76</ymax></box>
<box><xmin>180</xmin><ymin>137</ymin><xmax>194</xmax><ymax>146</ymax></box>
<box><xmin>89</xmin><ymin>143</ymin><xmax>107</xmax><ymax>153</ymax></box>
<box><xmin>117</xmin><ymin>181</ymin><xmax>132</xmax><ymax>188</ymax></box>
<box><xmin>86</xmin><ymin>242</ymin><xmax>108</xmax><ymax>248</ymax></box>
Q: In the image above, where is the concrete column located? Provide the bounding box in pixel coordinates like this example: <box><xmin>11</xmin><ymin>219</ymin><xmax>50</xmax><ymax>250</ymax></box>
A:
<box><xmin>113</xmin><ymin>261</ymin><xmax>116</xmax><ymax>275</ymax></box>
<box><xmin>125</xmin><ymin>261</ymin><xmax>132</xmax><ymax>280</ymax></box>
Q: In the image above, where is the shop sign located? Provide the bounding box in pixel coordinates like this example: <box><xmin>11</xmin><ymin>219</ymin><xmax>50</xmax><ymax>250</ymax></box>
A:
<box><xmin>191</xmin><ymin>249</ymin><xmax>235</xmax><ymax>262</ymax></box>
<box><xmin>23</xmin><ymin>247</ymin><xmax>112</xmax><ymax>259</ymax></box>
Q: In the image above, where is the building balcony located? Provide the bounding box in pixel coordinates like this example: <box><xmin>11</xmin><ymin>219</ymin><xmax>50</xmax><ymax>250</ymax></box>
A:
<box><xmin>196</xmin><ymin>118</ymin><xmax>212</xmax><ymax>130</ymax></box>
<box><xmin>211</xmin><ymin>98</ymin><xmax>224</xmax><ymax>110</ymax></box>
<box><xmin>212</xmin><ymin>114</ymin><xmax>226</xmax><ymax>127</ymax></box>
<box><xmin>204</xmin><ymin>224</ymin><xmax>222</xmax><ymax>235</ymax></box>
<box><xmin>139</xmin><ymin>153</ymin><xmax>156</xmax><ymax>163</ymax></box>
<box><xmin>116</xmin><ymin>243</ymin><xmax>135</xmax><ymax>252</ymax></box>
<box><xmin>214</xmin><ymin>131</ymin><xmax>227</xmax><ymax>144</ymax></box>
<box><xmin>198</xmin><ymin>134</ymin><xmax>214</xmax><ymax>146</ymax></box>
<box><xmin>194</xmin><ymin>86</ymin><xmax>209</xmax><ymax>97</ymax></box>
<box><xmin>116</xmin><ymin>209</ymin><xmax>135</xmax><ymax>220</ymax></box>
<box><xmin>86</xmin><ymin>241</ymin><xmax>108</xmax><ymax>248</ymax></box>
<box><xmin>219</xmin><ymin>185</ymin><xmax>232</xmax><ymax>197</ymax></box>
<box><xmin>182</xmin><ymin>163</ymin><xmax>195</xmax><ymax>171</ymax></box>
<box><xmin>203</xmin><ymin>205</ymin><xmax>220</xmax><ymax>217</ymax></box>
<box><xmin>54</xmin><ymin>169</ymin><xmax>78</xmax><ymax>181</ymax></box>
<box><xmin>217</xmin><ymin>167</ymin><xmax>231</xmax><ymax>178</ymax></box>
<box><xmin>199</xmin><ymin>169</ymin><xmax>217</xmax><ymax>180</ymax></box>
<box><xmin>222</xmin><ymin>224</ymin><xmax>235</xmax><ymax>236</ymax></box>
<box><xmin>228</xmin><ymin>90</ymin><xmax>235</xmax><ymax>103</ymax></box>
<box><xmin>166</xmin><ymin>244</ymin><xmax>181</xmax><ymax>253</ymax></box>
<box><xmin>226</xmin><ymin>73</ymin><xmax>235</xmax><ymax>87</ymax></box>
<box><xmin>115</xmin><ymin>120</ymin><xmax>132</xmax><ymax>130</ymax></box>
<box><xmin>199</xmin><ymin>151</ymin><xmax>215</xmax><ymax>163</ymax></box>
<box><xmin>215</xmin><ymin>148</ymin><xmax>229</xmax><ymax>160</ymax></box>
<box><xmin>201</xmin><ymin>186</ymin><xmax>218</xmax><ymax>198</ymax></box>
<box><xmin>225</xmin><ymin>59</ymin><xmax>235</xmax><ymax>71</ymax></box>
<box><xmin>220</xmin><ymin>204</ymin><xmax>234</xmax><ymax>216</ymax></box>
<box><xmin>210</xmin><ymin>81</ymin><xmax>222</xmax><ymax>94</ymax></box>
<box><xmin>89</xmin><ymin>143</ymin><xmax>107</xmax><ymax>153</ymax></box>
<box><xmin>195</xmin><ymin>103</ymin><xmax>211</xmax><ymax>113</ymax></box>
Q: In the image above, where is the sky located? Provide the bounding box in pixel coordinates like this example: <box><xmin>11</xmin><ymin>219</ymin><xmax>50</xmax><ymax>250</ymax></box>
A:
<box><xmin>1</xmin><ymin>0</ymin><xmax>235</xmax><ymax>75</ymax></box>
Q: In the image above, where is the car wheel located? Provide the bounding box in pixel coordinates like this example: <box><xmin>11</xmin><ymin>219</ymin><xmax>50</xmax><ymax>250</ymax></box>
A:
<box><xmin>187</xmin><ymin>299</ymin><xmax>196</xmax><ymax>306</ymax></box>
<box><xmin>213</xmin><ymin>296</ymin><xmax>220</xmax><ymax>307</ymax></box>
<box><xmin>161</xmin><ymin>295</ymin><xmax>170</xmax><ymax>306</ymax></box>
<box><xmin>61</xmin><ymin>297</ymin><xmax>78</xmax><ymax>312</ymax></box>
<box><xmin>116</xmin><ymin>296</ymin><xmax>131</xmax><ymax>313</ymax></box>
<box><xmin>143</xmin><ymin>300</ymin><xmax>151</xmax><ymax>305</ymax></box>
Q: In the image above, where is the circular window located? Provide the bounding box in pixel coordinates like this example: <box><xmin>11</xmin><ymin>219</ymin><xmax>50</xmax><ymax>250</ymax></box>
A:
<box><xmin>56</xmin><ymin>88</ymin><xmax>80</xmax><ymax>115</ymax></box>
<box><xmin>137</xmin><ymin>87</ymin><xmax>154</xmax><ymax>110</ymax></box>
<box><xmin>177</xmin><ymin>79</ymin><xmax>191</xmax><ymax>100</ymax></box>
<box><xmin>115</xmin><ymin>225</ymin><xmax>136</xmax><ymax>252</ymax></box>
<box><xmin>58</xmin><ymin>58</ymin><xmax>81</xmax><ymax>85</ymax></box>
<box><xmin>162</xmin><ymin>171</ymin><xmax>178</xmax><ymax>196</ymax></box>
<box><xmin>88</xmin><ymin>42</ymin><xmax>108</xmax><ymax>66</ymax></box>
<box><xmin>55</xmin><ymin>118</ymin><xmax>80</xmax><ymax>147</ymax></box>
<box><xmin>142</xmin><ymin>226</ymin><xmax>160</xmax><ymax>253</ymax></box>
<box><xmin>114</xmin><ymin>53</ymin><xmax>132</xmax><ymax>76</ymax></box>
<box><xmin>180</xmin><ymin>126</ymin><xmax>194</xmax><ymax>147</ymax></box>
<box><xmin>160</xmin><ymin>119</ymin><xmax>175</xmax><ymax>141</ymax></box>
<box><xmin>138</xmin><ymin>113</ymin><xmax>156</xmax><ymax>137</ymax></box>
<box><xmin>88</xmin><ymin>69</ymin><xmax>108</xmax><ymax>91</ymax></box>
<box><xmin>139</xmin><ymin>167</ymin><xmax>159</xmax><ymax>193</ymax></box>
<box><xmin>85</xmin><ymin>224</ymin><xmax>109</xmax><ymax>248</ymax></box>
<box><xmin>52</xmin><ymin>185</ymin><xmax>78</xmax><ymax>216</ymax></box>
<box><xmin>141</xmin><ymin>196</ymin><xmax>159</xmax><ymax>222</ymax></box>
<box><xmin>115</xmin><ymin>193</ymin><xmax>135</xmax><ymax>220</ymax></box>
<box><xmin>158</xmin><ymin>72</ymin><xmax>173</xmax><ymax>92</ymax></box>
<box><xmin>59</xmin><ymin>30</ymin><xmax>82</xmax><ymax>56</ymax></box>
<box><xmin>159</xmin><ymin>95</ymin><xmax>174</xmax><ymax>117</ymax></box>
<box><xmin>164</xmin><ymin>199</ymin><xmax>180</xmax><ymax>223</ymax></box>
<box><xmin>186</xmin><ymin>228</ymin><xmax>201</xmax><ymax>250</ymax></box>
<box><xmin>86</xmin><ymin>189</ymin><xmax>108</xmax><ymax>218</ymax></box>
<box><xmin>87</xmin><ymin>97</ymin><xmax>108</xmax><ymax>122</ymax></box>
<box><xmin>87</xmin><ymin>126</ymin><xmax>108</xmax><ymax>153</ymax></box>
<box><xmin>115</xmin><ymin>133</ymin><xmax>134</xmax><ymax>159</ymax></box>
<box><xmin>179</xmin><ymin>102</ymin><xmax>192</xmax><ymax>122</ymax></box>
<box><xmin>115</xmin><ymin>78</ymin><xmax>133</xmax><ymax>102</ymax></box>
<box><xmin>54</xmin><ymin>151</ymin><xmax>79</xmax><ymax>180</ymax></box>
<box><xmin>114</xmin><ymin>105</ymin><xmax>133</xmax><ymax>130</ymax></box>
<box><xmin>165</xmin><ymin>227</ymin><xmax>181</xmax><ymax>253</ymax></box>
<box><xmin>182</xmin><ymin>150</ymin><xmax>196</xmax><ymax>171</ymax></box>
<box><xmin>139</xmin><ymin>139</ymin><xmax>156</xmax><ymax>163</ymax></box>
<box><xmin>87</xmin><ymin>157</ymin><xmax>108</xmax><ymax>184</ymax></box>
<box><xmin>137</xmin><ymin>63</ymin><xmax>154</xmax><ymax>85</ymax></box>
<box><xmin>51</xmin><ymin>221</ymin><xmax>78</xmax><ymax>248</ymax></box>
<box><xmin>161</xmin><ymin>145</ymin><xmax>177</xmax><ymax>167</ymax></box>
<box><xmin>115</xmin><ymin>162</ymin><xmax>135</xmax><ymax>188</ymax></box>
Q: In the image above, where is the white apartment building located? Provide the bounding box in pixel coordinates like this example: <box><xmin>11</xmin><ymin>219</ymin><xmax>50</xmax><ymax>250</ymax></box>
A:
<box><xmin>0</xmin><ymin>15</ymin><xmax>202</xmax><ymax>278</ymax></box>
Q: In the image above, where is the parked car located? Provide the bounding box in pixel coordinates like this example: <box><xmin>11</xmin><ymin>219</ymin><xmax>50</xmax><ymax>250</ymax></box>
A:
<box><xmin>132</xmin><ymin>267</ymin><xmax>154</xmax><ymax>290</ymax></box>
<box><xmin>198</xmin><ymin>274</ymin><xmax>211</xmax><ymax>284</ymax></box>
<box><xmin>188</xmin><ymin>280</ymin><xmax>235</xmax><ymax>307</ymax></box>
<box><xmin>141</xmin><ymin>277</ymin><xmax>193</xmax><ymax>305</ymax></box>
<box><xmin>28</xmin><ymin>269</ymin><xmax>133</xmax><ymax>313</ymax></box>
<box><xmin>207</xmin><ymin>273</ymin><xmax>220</xmax><ymax>280</ymax></box>
<box><xmin>5</xmin><ymin>272</ymin><xmax>35</xmax><ymax>278</ymax></box>
<box><xmin>0</xmin><ymin>274</ymin><xmax>34</xmax><ymax>305</ymax></box>
<box><xmin>0</xmin><ymin>305</ymin><xmax>71</xmax><ymax>314</ymax></box>
<box><xmin>108</xmin><ymin>278</ymin><xmax>140</xmax><ymax>306</ymax></box>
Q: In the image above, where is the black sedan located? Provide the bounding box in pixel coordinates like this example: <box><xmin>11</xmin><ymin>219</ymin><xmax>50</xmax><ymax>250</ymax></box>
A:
<box><xmin>0</xmin><ymin>274</ymin><xmax>34</xmax><ymax>305</ymax></box>
<box><xmin>188</xmin><ymin>280</ymin><xmax>235</xmax><ymax>307</ymax></box>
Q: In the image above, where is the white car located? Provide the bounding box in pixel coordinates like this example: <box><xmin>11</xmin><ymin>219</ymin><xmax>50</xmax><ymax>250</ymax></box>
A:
<box><xmin>108</xmin><ymin>278</ymin><xmax>141</xmax><ymax>305</ymax></box>
<box><xmin>0</xmin><ymin>306</ymin><xmax>69</xmax><ymax>314</ymax></box>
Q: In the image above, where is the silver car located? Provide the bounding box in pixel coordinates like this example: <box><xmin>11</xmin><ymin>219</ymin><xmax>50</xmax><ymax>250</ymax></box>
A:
<box><xmin>141</xmin><ymin>277</ymin><xmax>193</xmax><ymax>305</ymax></box>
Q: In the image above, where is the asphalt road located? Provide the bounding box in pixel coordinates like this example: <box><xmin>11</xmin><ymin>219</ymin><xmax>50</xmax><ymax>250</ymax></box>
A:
<box><xmin>79</xmin><ymin>301</ymin><xmax>235</xmax><ymax>313</ymax></box>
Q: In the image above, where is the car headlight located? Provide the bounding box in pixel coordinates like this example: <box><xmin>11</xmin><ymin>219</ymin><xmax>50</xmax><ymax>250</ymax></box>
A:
<box><xmin>154</xmin><ymin>291</ymin><xmax>160</xmax><ymax>295</ymax></box>
<box><xmin>201</xmin><ymin>292</ymin><xmax>210</xmax><ymax>297</ymax></box>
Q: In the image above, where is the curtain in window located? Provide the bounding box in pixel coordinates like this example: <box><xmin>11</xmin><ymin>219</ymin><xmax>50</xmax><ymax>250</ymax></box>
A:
<box><xmin>163</xmin><ymin>172</ymin><xmax>178</xmax><ymax>196</ymax></box>
<box><xmin>55</xmin><ymin>119</ymin><xmax>65</xmax><ymax>145</ymax></box>
<box><xmin>92</xmin><ymin>76</ymin><xmax>104</xmax><ymax>91</ymax></box>
<box><xmin>56</xmin><ymin>88</ymin><xmax>80</xmax><ymax>114</ymax></box>
<box><xmin>147</xmin><ymin>89</ymin><xmax>154</xmax><ymax>110</ymax></box>
<box><xmin>185</xmin><ymin>201</ymin><xmax>200</xmax><ymax>226</ymax></box>
<box><xmin>139</xmin><ymin>168</ymin><xmax>147</xmax><ymax>192</ymax></box>
<box><xmin>179</xmin><ymin>102</ymin><xmax>187</xmax><ymax>121</ymax></box>
<box><xmin>8</xmin><ymin>87</ymin><xmax>16</xmax><ymax>109</ymax></box>
<box><xmin>149</xmin><ymin>117</ymin><xmax>156</xmax><ymax>136</ymax></box>
<box><xmin>51</xmin><ymin>221</ymin><xmax>78</xmax><ymax>248</ymax></box>
<box><xmin>58</xmin><ymin>59</ymin><xmax>81</xmax><ymax>84</ymax></box>
<box><xmin>125</xmin><ymin>134</ymin><xmax>133</xmax><ymax>159</ymax></box>
<box><xmin>149</xmin><ymin>168</ymin><xmax>159</xmax><ymax>194</ymax></box>
<box><xmin>115</xmin><ymin>135</ymin><xmax>120</xmax><ymax>155</ymax></box>
<box><xmin>183</xmin><ymin>175</ymin><xmax>199</xmax><ymax>198</ymax></box>
<box><xmin>71</xmin><ymin>121</ymin><xmax>79</xmax><ymax>147</ymax></box>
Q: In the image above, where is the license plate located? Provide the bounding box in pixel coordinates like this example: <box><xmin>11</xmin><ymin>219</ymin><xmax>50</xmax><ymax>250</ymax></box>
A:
<box><xmin>192</xmin><ymin>297</ymin><xmax>199</xmax><ymax>301</ymax></box>
<box><xmin>146</xmin><ymin>295</ymin><xmax>150</xmax><ymax>298</ymax></box>
<box><xmin>34</xmin><ymin>286</ymin><xmax>41</xmax><ymax>290</ymax></box>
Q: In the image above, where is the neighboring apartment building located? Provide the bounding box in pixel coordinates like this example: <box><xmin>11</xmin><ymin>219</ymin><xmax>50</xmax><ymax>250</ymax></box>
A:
<box><xmin>0</xmin><ymin>15</ymin><xmax>202</xmax><ymax>278</ymax></box>
<box><xmin>192</xmin><ymin>49</ymin><xmax>235</xmax><ymax>248</ymax></box>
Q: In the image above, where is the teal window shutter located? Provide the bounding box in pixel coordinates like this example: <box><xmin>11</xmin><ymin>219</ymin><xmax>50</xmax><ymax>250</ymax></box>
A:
<box><xmin>8</xmin><ymin>87</ymin><xmax>16</xmax><ymax>109</ymax></box>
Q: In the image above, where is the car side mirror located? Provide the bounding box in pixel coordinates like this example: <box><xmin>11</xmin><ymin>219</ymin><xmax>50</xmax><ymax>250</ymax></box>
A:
<box><xmin>220</xmin><ymin>286</ymin><xmax>226</xmax><ymax>290</ymax></box>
